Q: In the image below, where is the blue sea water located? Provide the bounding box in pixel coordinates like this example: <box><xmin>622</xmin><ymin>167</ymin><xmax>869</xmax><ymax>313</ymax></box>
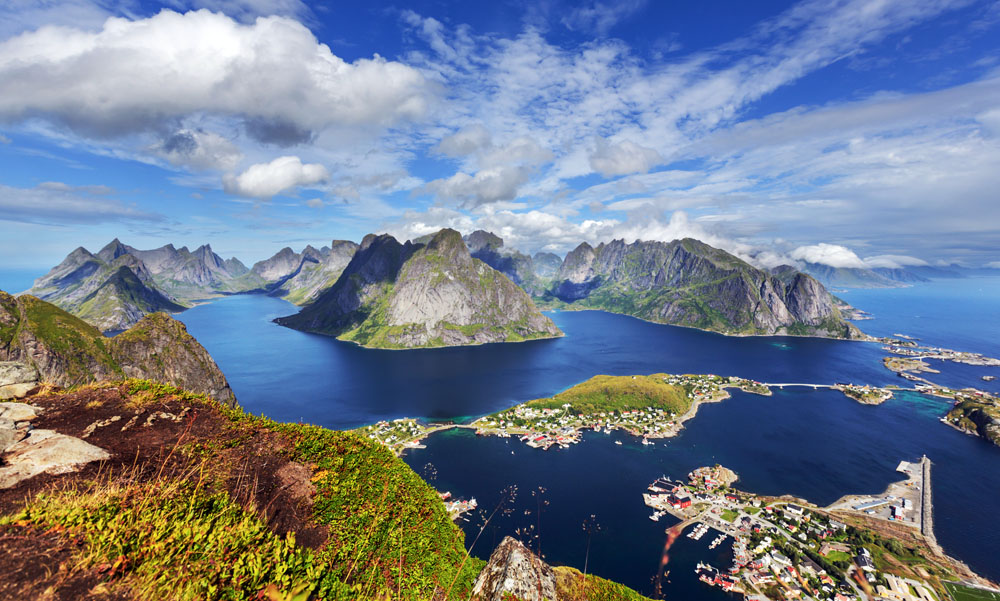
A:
<box><xmin>1</xmin><ymin>268</ymin><xmax>998</xmax><ymax>596</ymax></box>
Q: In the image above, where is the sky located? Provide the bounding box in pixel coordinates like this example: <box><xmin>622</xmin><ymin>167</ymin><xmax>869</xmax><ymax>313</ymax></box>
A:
<box><xmin>1</xmin><ymin>0</ymin><xmax>1000</xmax><ymax>271</ymax></box>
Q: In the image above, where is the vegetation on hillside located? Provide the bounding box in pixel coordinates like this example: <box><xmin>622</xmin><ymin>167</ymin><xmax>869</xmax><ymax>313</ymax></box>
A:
<box><xmin>517</xmin><ymin>374</ymin><xmax>693</xmax><ymax>416</ymax></box>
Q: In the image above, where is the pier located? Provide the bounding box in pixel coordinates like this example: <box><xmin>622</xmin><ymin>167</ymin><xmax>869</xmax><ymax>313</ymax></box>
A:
<box><xmin>921</xmin><ymin>455</ymin><xmax>935</xmax><ymax>546</ymax></box>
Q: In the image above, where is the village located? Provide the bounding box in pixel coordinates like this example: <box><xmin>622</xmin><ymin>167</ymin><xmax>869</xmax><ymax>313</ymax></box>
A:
<box><xmin>640</xmin><ymin>463</ymin><xmax>986</xmax><ymax>601</ymax></box>
<box><xmin>471</xmin><ymin>374</ymin><xmax>773</xmax><ymax>450</ymax></box>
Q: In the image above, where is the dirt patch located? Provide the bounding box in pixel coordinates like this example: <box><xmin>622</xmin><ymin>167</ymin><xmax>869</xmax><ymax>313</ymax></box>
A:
<box><xmin>0</xmin><ymin>525</ymin><xmax>131</xmax><ymax>601</ymax></box>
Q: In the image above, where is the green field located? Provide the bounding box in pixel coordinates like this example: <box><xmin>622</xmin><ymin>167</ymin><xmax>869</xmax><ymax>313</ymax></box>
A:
<box><xmin>720</xmin><ymin>509</ymin><xmax>739</xmax><ymax>522</ymax></box>
<box><xmin>945</xmin><ymin>582</ymin><xmax>1000</xmax><ymax>601</ymax></box>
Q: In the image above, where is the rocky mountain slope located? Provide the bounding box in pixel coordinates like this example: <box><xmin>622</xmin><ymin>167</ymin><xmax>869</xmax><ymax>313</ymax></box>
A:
<box><xmin>799</xmin><ymin>262</ymin><xmax>906</xmax><ymax>289</ymax></box>
<box><xmin>26</xmin><ymin>239</ymin><xmax>265</xmax><ymax>331</ymax></box>
<box><xmin>25</xmin><ymin>247</ymin><xmax>184</xmax><ymax>332</ymax></box>
<box><xmin>276</xmin><ymin>229</ymin><xmax>562</xmax><ymax>348</ymax></box>
<box><xmin>258</xmin><ymin>240</ymin><xmax>360</xmax><ymax>305</ymax></box>
<box><xmin>0</xmin><ymin>291</ymin><xmax>234</xmax><ymax>405</ymax></box>
<box><xmin>471</xmin><ymin>536</ymin><xmax>651</xmax><ymax>601</ymax></box>
<box><xmin>532</xmin><ymin>251</ymin><xmax>563</xmax><ymax>278</ymax></box>
<box><xmin>546</xmin><ymin>238</ymin><xmax>861</xmax><ymax>338</ymax></box>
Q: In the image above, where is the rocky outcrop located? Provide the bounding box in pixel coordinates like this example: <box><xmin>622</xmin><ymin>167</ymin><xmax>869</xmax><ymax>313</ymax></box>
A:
<box><xmin>471</xmin><ymin>537</ymin><xmax>557</xmax><ymax>601</ymax></box>
<box><xmin>267</xmin><ymin>240</ymin><xmax>360</xmax><ymax>306</ymax></box>
<box><xmin>276</xmin><ymin>229</ymin><xmax>562</xmax><ymax>348</ymax></box>
<box><xmin>0</xmin><ymin>291</ymin><xmax>235</xmax><ymax>406</ymax></box>
<box><xmin>548</xmin><ymin>238</ymin><xmax>860</xmax><ymax>338</ymax></box>
<box><xmin>0</xmin><ymin>362</ymin><xmax>39</xmax><ymax>400</ymax></box>
<box><xmin>464</xmin><ymin>230</ymin><xmax>546</xmax><ymax>295</ymax></box>
<box><xmin>109</xmin><ymin>313</ymin><xmax>235</xmax><ymax>406</ymax></box>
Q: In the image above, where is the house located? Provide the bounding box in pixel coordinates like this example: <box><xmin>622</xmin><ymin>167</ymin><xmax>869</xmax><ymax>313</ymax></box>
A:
<box><xmin>855</xmin><ymin>549</ymin><xmax>876</xmax><ymax>572</ymax></box>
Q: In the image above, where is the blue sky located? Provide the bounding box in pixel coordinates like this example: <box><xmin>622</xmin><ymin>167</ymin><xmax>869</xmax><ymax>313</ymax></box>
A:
<box><xmin>1</xmin><ymin>0</ymin><xmax>1000</xmax><ymax>271</ymax></box>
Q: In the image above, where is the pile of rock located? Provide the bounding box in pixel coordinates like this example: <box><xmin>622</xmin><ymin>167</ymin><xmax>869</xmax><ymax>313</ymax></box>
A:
<box><xmin>0</xmin><ymin>402</ymin><xmax>110</xmax><ymax>489</ymax></box>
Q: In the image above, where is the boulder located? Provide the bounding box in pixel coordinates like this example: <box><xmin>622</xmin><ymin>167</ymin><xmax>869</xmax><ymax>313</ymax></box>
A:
<box><xmin>0</xmin><ymin>429</ymin><xmax>110</xmax><ymax>489</ymax></box>
<box><xmin>0</xmin><ymin>362</ymin><xmax>39</xmax><ymax>400</ymax></box>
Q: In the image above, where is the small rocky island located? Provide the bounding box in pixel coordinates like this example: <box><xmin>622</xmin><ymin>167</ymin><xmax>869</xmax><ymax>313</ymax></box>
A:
<box><xmin>276</xmin><ymin>228</ymin><xmax>562</xmax><ymax>349</ymax></box>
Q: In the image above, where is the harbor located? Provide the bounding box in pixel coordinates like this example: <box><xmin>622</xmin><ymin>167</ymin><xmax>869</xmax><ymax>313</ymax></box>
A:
<box><xmin>640</xmin><ymin>462</ymin><xmax>960</xmax><ymax>601</ymax></box>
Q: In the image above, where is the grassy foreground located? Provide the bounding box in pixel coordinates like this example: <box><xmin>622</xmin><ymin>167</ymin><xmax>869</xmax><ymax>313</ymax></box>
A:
<box><xmin>1</xmin><ymin>379</ymin><xmax>482</xmax><ymax>600</ymax></box>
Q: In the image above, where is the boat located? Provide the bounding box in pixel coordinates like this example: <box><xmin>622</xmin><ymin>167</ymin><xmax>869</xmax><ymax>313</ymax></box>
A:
<box><xmin>649</xmin><ymin>513</ymin><xmax>660</xmax><ymax>522</ymax></box>
<box><xmin>615</xmin><ymin>440</ymin><xmax>623</xmax><ymax>445</ymax></box>
<box><xmin>641</xmin><ymin>438</ymin><xmax>653</xmax><ymax>445</ymax></box>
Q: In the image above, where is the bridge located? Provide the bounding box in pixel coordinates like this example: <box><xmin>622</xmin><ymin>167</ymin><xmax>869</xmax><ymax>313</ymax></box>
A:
<box><xmin>761</xmin><ymin>383</ymin><xmax>837</xmax><ymax>390</ymax></box>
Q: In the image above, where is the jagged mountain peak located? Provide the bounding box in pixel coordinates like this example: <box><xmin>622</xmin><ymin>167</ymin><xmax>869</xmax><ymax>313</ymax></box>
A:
<box><xmin>96</xmin><ymin>238</ymin><xmax>130</xmax><ymax>262</ymax></box>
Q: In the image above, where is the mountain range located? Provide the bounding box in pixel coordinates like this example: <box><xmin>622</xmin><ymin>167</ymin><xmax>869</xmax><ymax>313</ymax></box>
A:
<box><xmin>27</xmin><ymin>230</ymin><xmax>871</xmax><ymax>343</ymax></box>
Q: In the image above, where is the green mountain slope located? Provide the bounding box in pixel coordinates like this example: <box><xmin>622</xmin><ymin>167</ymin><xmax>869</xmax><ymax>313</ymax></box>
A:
<box><xmin>547</xmin><ymin>238</ymin><xmax>861</xmax><ymax>338</ymax></box>
<box><xmin>0</xmin><ymin>290</ymin><xmax>234</xmax><ymax>404</ymax></box>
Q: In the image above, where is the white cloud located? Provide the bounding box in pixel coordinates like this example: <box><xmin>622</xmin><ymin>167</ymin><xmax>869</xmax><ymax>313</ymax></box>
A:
<box><xmin>151</xmin><ymin>129</ymin><xmax>243</xmax><ymax>171</ymax></box>
<box><xmin>589</xmin><ymin>139</ymin><xmax>662</xmax><ymax>177</ymax></box>
<box><xmin>0</xmin><ymin>9</ymin><xmax>432</xmax><ymax>141</ymax></box>
<box><xmin>0</xmin><ymin>133</ymin><xmax>10</xmax><ymax>144</ymax></box>
<box><xmin>0</xmin><ymin>182</ymin><xmax>163</xmax><ymax>225</ymax></box>
<box><xmin>436</xmin><ymin>124</ymin><xmax>492</xmax><ymax>157</ymax></box>
<box><xmin>863</xmin><ymin>254</ymin><xmax>930</xmax><ymax>269</ymax></box>
<box><xmin>985</xmin><ymin>261</ymin><xmax>1000</xmax><ymax>269</ymax></box>
<box><xmin>305</xmin><ymin>198</ymin><xmax>324</xmax><ymax>208</ymax></box>
<box><xmin>561</xmin><ymin>0</ymin><xmax>647</xmax><ymax>35</ymax></box>
<box><xmin>223</xmin><ymin>156</ymin><xmax>329</xmax><ymax>199</ymax></box>
<box><xmin>422</xmin><ymin>166</ymin><xmax>530</xmax><ymax>207</ymax></box>
<box><xmin>790</xmin><ymin>243</ymin><xmax>866</xmax><ymax>268</ymax></box>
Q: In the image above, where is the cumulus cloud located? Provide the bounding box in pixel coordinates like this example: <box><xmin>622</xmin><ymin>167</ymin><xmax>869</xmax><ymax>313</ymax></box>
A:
<box><xmin>863</xmin><ymin>254</ymin><xmax>930</xmax><ymax>269</ymax></box>
<box><xmin>422</xmin><ymin>166</ymin><xmax>530</xmax><ymax>207</ymax></box>
<box><xmin>151</xmin><ymin>129</ymin><xmax>243</xmax><ymax>171</ymax></box>
<box><xmin>0</xmin><ymin>182</ymin><xmax>163</xmax><ymax>225</ymax></box>
<box><xmin>790</xmin><ymin>243</ymin><xmax>866</xmax><ymax>268</ymax></box>
<box><xmin>223</xmin><ymin>156</ymin><xmax>329</xmax><ymax>199</ymax></box>
<box><xmin>0</xmin><ymin>10</ymin><xmax>432</xmax><ymax>141</ymax></box>
<box><xmin>588</xmin><ymin>139</ymin><xmax>662</xmax><ymax>177</ymax></box>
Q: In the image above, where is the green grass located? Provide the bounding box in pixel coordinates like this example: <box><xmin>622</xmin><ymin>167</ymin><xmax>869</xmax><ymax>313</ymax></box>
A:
<box><xmin>2</xmin><ymin>480</ymin><xmax>341</xmax><ymax>601</ymax></box>
<box><xmin>944</xmin><ymin>582</ymin><xmax>1000</xmax><ymax>601</ymax></box>
<box><xmin>553</xmin><ymin>566</ymin><xmax>654</xmax><ymax>601</ymax></box>
<box><xmin>824</xmin><ymin>550</ymin><xmax>851</xmax><ymax>563</ymax></box>
<box><xmin>720</xmin><ymin>509</ymin><xmax>739</xmax><ymax>523</ymax></box>
<box><xmin>520</xmin><ymin>374</ymin><xmax>692</xmax><ymax>416</ymax></box>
